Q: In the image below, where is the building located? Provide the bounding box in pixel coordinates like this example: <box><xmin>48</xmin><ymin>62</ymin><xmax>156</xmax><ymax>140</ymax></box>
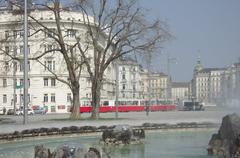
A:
<box><xmin>140</xmin><ymin>71</ymin><xmax>168</xmax><ymax>100</ymax></box>
<box><xmin>117</xmin><ymin>58</ymin><xmax>142</xmax><ymax>99</ymax></box>
<box><xmin>196</xmin><ymin>68</ymin><xmax>225</xmax><ymax>103</ymax></box>
<box><xmin>221</xmin><ymin>59</ymin><xmax>240</xmax><ymax>106</ymax></box>
<box><xmin>192</xmin><ymin>58</ymin><xmax>203</xmax><ymax>100</ymax></box>
<box><xmin>0</xmin><ymin>6</ymin><xmax>116</xmax><ymax>112</ymax></box>
<box><xmin>171</xmin><ymin>82</ymin><xmax>189</xmax><ymax>103</ymax></box>
<box><xmin>192</xmin><ymin>59</ymin><xmax>226</xmax><ymax>104</ymax></box>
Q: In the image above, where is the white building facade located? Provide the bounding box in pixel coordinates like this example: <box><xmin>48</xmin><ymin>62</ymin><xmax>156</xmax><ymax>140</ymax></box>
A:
<box><xmin>171</xmin><ymin>82</ymin><xmax>189</xmax><ymax>103</ymax></box>
<box><xmin>117</xmin><ymin>58</ymin><xmax>142</xmax><ymax>99</ymax></box>
<box><xmin>195</xmin><ymin>68</ymin><xmax>225</xmax><ymax>104</ymax></box>
<box><xmin>140</xmin><ymin>71</ymin><xmax>168</xmax><ymax>100</ymax></box>
<box><xmin>0</xmin><ymin>7</ymin><xmax>116</xmax><ymax>113</ymax></box>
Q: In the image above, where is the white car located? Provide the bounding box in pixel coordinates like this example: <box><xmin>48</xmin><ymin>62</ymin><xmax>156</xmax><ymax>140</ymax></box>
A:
<box><xmin>16</xmin><ymin>109</ymin><xmax>34</xmax><ymax>115</ymax></box>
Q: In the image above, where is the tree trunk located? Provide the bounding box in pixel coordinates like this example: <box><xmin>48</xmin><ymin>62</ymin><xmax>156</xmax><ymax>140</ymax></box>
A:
<box><xmin>70</xmin><ymin>86</ymin><xmax>81</xmax><ymax>120</ymax></box>
<box><xmin>91</xmin><ymin>78</ymin><xmax>101</xmax><ymax>119</ymax></box>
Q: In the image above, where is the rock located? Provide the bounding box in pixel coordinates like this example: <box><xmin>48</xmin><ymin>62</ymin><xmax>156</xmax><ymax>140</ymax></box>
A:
<box><xmin>34</xmin><ymin>144</ymin><xmax>103</xmax><ymax>158</ymax></box>
<box><xmin>102</xmin><ymin>125</ymin><xmax>145</xmax><ymax>145</ymax></box>
<box><xmin>34</xmin><ymin>145</ymin><xmax>52</xmax><ymax>158</ymax></box>
<box><xmin>208</xmin><ymin>113</ymin><xmax>240</xmax><ymax>158</ymax></box>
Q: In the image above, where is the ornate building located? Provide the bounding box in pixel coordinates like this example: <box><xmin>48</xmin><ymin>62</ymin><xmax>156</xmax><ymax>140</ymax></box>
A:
<box><xmin>192</xmin><ymin>58</ymin><xmax>226</xmax><ymax>104</ymax></box>
<box><xmin>140</xmin><ymin>71</ymin><xmax>168</xmax><ymax>100</ymax></box>
<box><xmin>0</xmin><ymin>6</ymin><xmax>116</xmax><ymax>113</ymax></box>
<box><xmin>117</xmin><ymin>58</ymin><xmax>142</xmax><ymax>99</ymax></box>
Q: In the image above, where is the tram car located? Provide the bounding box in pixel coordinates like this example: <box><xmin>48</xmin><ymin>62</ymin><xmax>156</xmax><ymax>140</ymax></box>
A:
<box><xmin>76</xmin><ymin>99</ymin><xmax>177</xmax><ymax>113</ymax></box>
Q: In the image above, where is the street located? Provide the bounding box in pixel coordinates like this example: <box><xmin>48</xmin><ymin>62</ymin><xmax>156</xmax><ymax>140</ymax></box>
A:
<box><xmin>0</xmin><ymin>107</ymin><xmax>239</xmax><ymax>134</ymax></box>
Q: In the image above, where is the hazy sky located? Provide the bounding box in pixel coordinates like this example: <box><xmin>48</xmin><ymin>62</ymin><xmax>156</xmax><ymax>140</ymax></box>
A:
<box><xmin>138</xmin><ymin>0</ymin><xmax>240</xmax><ymax>82</ymax></box>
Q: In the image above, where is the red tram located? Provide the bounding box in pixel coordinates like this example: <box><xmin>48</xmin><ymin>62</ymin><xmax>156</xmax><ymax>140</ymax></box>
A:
<box><xmin>75</xmin><ymin>99</ymin><xmax>176</xmax><ymax>113</ymax></box>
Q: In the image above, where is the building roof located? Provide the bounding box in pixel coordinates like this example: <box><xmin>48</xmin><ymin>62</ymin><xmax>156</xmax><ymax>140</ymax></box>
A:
<box><xmin>172</xmin><ymin>82</ymin><xmax>189</xmax><ymax>88</ymax></box>
<box><xmin>198</xmin><ymin>68</ymin><xmax>226</xmax><ymax>73</ymax></box>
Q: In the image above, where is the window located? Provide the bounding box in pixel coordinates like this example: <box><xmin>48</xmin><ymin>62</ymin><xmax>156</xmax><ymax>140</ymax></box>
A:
<box><xmin>122</xmin><ymin>84</ymin><xmax>126</xmax><ymax>90</ymax></box>
<box><xmin>51</xmin><ymin>78</ymin><xmax>56</xmax><ymax>86</ymax></box>
<box><xmin>67</xmin><ymin>93</ymin><xmax>71</xmax><ymax>102</ymax></box>
<box><xmin>67</xmin><ymin>29</ymin><xmax>76</xmax><ymax>37</ymax></box>
<box><xmin>44</xmin><ymin>78</ymin><xmax>48</xmax><ymax>86</ymax></box>
<box><xmin>45</xmin><ymin>44</ymin><xmax>55</xmax><ymax>52</ymax></box>
<box><xmin>133</xmin><ymin>84</ymin><xmax>136</xmax><ymax>91</ymax></box>
<box><xmin>19</xmin><ymin>60</ymin><xmax>23</xmax><ymax>71</ymax></box>
<box><xmin>51</xmin><ymin>93</ymin><xmax>55</xmax><ymax>102</ymax></box>
<box><xmin>19</xmin><ymin>31</ymin><xmax>24</xmax><ymax>38</ymax></box>
<box><xmin>20</xmin><ymin>45</ymin><xmax>24</xmax><ymax>54</ymax></box>
<box><xmin>51</xmin><ymin>106</ymin><xmax>56</xmax><ymax>112</ymax></box>
<box><xmin>3</xmin><ymin>94</ymin><xmax>7</xmax><ymax>103</ymax></box>
<box><xmin>122</xmin><ymin>74</ymin><xmax>126</xmax><ymax>80</ymax></box>
<box><xmin>20</xmin><ymin>79</ymin><xmax>23</xmax><ymax>86</ymax></box>
<box><xmin>46</xmin><ymin>28</ymin><xmax>56</xmax><ymax>37</ymax></box>
<box><xmin>13</xmin><ymin>30</ymin><xmax>18</xmax><ymax>38</ymax></box>
<box><xmin>5</xmin><ymin>46</ymin><xmax>9</xmax><ymax>53</ymax></box>
<box><xmin>5</xmin><ymin>30</ymin><xmax>9</xmax><ymax>39</ymax></box>
<box><xmin>20</xmin><ymin>94</ymin><xmax>23</xmax><ymax>103</ymax></box>
<box><xmin>44</xmin><ymin>60</ymin><xmax>55</xmax><ymax>71</ymax></box>
<box><xmin>2</xmin><ymin>78</ymin><xmax>7</xmax><ymax>88</ymax></box>
<box><xmin>4</xmin><ymin>61</ymin><xmax>9</xmax><ymax>71</ymax></box>
<box><xmin>44</xmin><ymin>94</ymin><xmax>48</xmax><ymax>102</ymax></box>
<box><xmin>122</xmin><ymin>67</ymin><xmax>125</xmax><ymax>71</ymax></box>
<box><xmin>58</xmin><ymin>105</ymin><xmax>65</xmax><ymax>109</ymax></box>
<box><xmin>28</xmin><ymin>79</ymin><xmax>30</xmax><ymax>87</ymax></box>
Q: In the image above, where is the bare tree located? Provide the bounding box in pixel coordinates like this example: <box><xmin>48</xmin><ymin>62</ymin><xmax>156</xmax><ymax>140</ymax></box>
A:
<box><xmin>0</xmin><ymin>0</ymin><xmax>170</xmax><ymax>120</ymax></box>
<box><xmin>0</xmin><ymin>0</ymin><xmax>89</xmax><ymax>119</ymax></box>
<box><xmin>75</xmin><ymin>0</ymin><xmax>170</xmax><ymax>119</ymax></box>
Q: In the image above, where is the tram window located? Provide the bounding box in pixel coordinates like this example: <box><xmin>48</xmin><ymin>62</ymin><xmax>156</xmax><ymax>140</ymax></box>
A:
<box><xmin>103</xmin><ymin>101</ymin><xmax>109</xmax><ymax>106</ymax></box>
<box><xmin>151</xmin><ymin>100</ymin><xmax>156</xmax><ymax>105</ymax></box>
<box><xmin>133</xmin><ymin>101</ymin><xmax>138</xmax><ymax>105</ymax></box>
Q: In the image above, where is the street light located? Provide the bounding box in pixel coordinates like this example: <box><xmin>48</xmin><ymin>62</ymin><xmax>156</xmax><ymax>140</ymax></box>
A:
<box><xmin>23</xmin><ymin>0</ymin><xmax>29</xmax><ymax>124</ymax></box>
<box><xmin>115</xmin><ymin>61</ymin><xmax>119</xmax><ymax>119</ymax></box>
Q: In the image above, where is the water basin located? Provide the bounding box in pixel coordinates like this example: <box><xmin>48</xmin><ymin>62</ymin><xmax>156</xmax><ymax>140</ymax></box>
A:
<box><xmin>0</xmin><ymin>128</ymin><xmax>218</xmax><ymax>158</ymax></box>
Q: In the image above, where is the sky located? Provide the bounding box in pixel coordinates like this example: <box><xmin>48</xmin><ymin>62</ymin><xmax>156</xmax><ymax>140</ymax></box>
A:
<box><xmin>138</xmin><ymin>0</ymin><xmax>240</xmax><ymax>82</ymax></box>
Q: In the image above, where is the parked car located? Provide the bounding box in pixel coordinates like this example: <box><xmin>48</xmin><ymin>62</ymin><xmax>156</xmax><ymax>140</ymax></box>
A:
<box><xmin>15</xmin><ymin>109</ymin><xmax>22</xmax><ymax>115</ymax></box>
<box><xmin>0</xmin><ymin>107</ymin><xmax>7</xmax><ymax>115</ymax></box>
<box><xmin>34</xmin><ymin>107</ymin><xmax>46</xmax><ymax>114</ymax></box>
<box><xmin>0</xmin><ymin>108</ymin><xmax>3</xmax><ymax>115</ymax></box>
<box><xmin>16</xmin><ymin>108</ymin><xmax>34</xmax><ymax>115</ymax></box>
<box><xmin>7</xmin><ymin>109</ymin><xmax>14</xmax><ymax>115</ymax></box>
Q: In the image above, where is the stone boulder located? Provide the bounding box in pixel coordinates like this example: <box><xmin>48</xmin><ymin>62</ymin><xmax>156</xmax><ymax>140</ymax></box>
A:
<box><xmin>102</xmin><ymin>125</ymin><xmax>145</xmax><ymax>145</ymax></box>
<box><xmin>34</xmin><ymin>145</ymin><xmax>51</xmax><ymax>158</ymax></box>
<box><xmin>34</xmin><ymin>144</ymin><xmax>103</xmax><ymax>158</ymax></box>
<box><xmin>208</xmin><ymin>113</ymin><xmax>240</xmax><ymax>158</ymax></box>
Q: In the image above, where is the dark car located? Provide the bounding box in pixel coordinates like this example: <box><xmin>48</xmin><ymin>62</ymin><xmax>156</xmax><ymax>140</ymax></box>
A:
<box><xmin>34</xmin><ymin>107</ymin><xmax>46</xmax><ymax>114</ymax></box>
<box><xmin>7</xmin><ymin>109</ymin><xmax>14</xmax><ymax>115</ymax></box>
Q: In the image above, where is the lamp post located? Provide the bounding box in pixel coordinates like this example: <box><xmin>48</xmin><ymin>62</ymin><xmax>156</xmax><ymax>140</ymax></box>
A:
<box><xmin>115</xmin><ymin>61</ymin><xmax>119</xmax><ymax>119</ymax></box>
<box><xmin>23</xmin><ymin>0</ymin><xmax>29</xmax><ymax>124</ymax></box>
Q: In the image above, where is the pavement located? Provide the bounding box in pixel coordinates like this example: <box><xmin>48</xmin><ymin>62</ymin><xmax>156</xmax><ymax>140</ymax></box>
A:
<box><xmin>0</xmin><ymin>108</ymin><xmax>239</xmax><ymax>134</ymax></box>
